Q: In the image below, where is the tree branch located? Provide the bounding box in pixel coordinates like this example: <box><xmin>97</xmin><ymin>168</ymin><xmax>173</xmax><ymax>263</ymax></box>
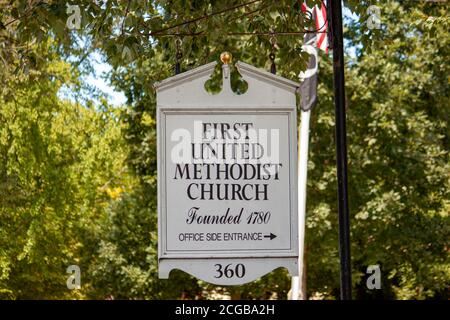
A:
<box><xmin>121</xmin><ymin>0</ymin><xmax>132</xmax><ymax>37</ymax></box>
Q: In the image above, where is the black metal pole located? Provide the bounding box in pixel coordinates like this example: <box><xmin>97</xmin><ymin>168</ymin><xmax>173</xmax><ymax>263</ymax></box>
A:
<box><xmin>329</xmin><ymin>0</ymin><xmax>352</xmax><ymax>300</ymax></box>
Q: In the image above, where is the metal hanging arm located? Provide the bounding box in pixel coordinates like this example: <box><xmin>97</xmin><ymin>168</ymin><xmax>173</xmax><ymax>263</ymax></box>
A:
<box><xmin>175</xmin><ymin>36</ymin><xmax>183</xmax><ymax>75</ymax></box>
<box><xmin>269</xmin><ymin>28</ymin><xmax>277</xmax><ymax>74</ymax></box>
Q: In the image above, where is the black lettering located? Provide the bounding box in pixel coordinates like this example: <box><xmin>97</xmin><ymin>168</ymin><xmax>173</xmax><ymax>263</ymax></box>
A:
<box><xmin>232</xmin><ymin>184</ymin><xmax>243</xmax><ymax>200</ymax></box>
<box><xmin>255</xmin><ymin>184</ymin><xmax>268</xmax><ymax>200</ymax></box>
<box><xmin>186</xmin><ymin>207</ymin><xmax>199</xmax><ymax>224</ymax></box>
<box><xmin>187</xmin><ymin>183</ymin><xmax>198</xmax><ymax>200</ymax></box>
<box><xmin>174</xmin><ymin>164</ymin><xmax>190</xmax><ymax>179</ymax></box>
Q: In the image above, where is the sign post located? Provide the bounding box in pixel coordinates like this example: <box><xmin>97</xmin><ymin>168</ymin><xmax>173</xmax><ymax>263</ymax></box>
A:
<box><xmin>155</xmin><ymin>55</ymin><xmax>299</xmax><ymax>285</ymax></box>
<box><xmin>329</xmin><ymin>1</ymin><xmax>352</xmax><ymax>299</ymax></box>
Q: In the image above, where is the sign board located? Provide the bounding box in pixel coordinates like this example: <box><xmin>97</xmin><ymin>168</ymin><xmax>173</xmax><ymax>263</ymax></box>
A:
<box><xmin>155</xmin><ymin>60</ymin><xmax>299</xmax><ymax>285</ymax></box>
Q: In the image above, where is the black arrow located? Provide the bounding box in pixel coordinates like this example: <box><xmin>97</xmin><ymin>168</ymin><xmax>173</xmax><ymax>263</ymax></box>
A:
<box><xmin>264</xmin><ymin>233</ymin><xmax>277</xmax><ymax>240</ymax></box>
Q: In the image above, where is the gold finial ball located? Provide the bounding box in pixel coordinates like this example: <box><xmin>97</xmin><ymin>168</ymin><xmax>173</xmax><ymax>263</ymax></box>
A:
<box><xmin>220</xmin><ymin>52</ymin><xmax>232</xmax><ymax>65</ymax></box>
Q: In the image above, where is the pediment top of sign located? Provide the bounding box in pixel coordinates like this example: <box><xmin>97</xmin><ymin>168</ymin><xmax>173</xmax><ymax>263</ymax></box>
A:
<box><xmin>153</xmin><ymin>60</ymin><xmax>300</xmax><ymax>93</ymax></box>
<box><xmin>153</xmin><ymin>61</ymin><xmax>218</xmax><ymax>91</ymax></box>
<box><xmin>235</xmin><ymin>61</ymin><xmax>300</xmax><ymax>91</ymax></box>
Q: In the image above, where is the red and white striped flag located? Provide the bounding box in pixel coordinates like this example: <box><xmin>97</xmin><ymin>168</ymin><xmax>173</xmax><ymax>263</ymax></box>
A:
<box><xmin>315</xmin><ymin>2</ymin><xmax>328</xmax><ymax>53</ymax></box>
<box><xmin>301</xmin><ymin>1</ymin><xmax>328</xmax><ymax>53</ymax></box>
<box><xmin>299</xmin><ymin>1</ymin><xmax>328</xmax><ymax>111</ymax></box>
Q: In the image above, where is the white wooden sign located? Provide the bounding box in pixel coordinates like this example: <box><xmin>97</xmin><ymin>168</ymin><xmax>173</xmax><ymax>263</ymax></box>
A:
<box><xmin>155</xmin><ymin>59</ymin><xmax>299</xmax><ymax>285</ymax></box>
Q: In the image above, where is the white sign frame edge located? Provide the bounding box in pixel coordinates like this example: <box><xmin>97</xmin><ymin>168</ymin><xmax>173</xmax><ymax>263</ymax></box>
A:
<box><xmin>156</xmin><ymin>60</ymin><xmax>300</xmax><ymax>283</ymax></box>
<box><xmin>157</xmin><ymin>107</ymin><xmax>298</xmax><ymax>259</ymax></box>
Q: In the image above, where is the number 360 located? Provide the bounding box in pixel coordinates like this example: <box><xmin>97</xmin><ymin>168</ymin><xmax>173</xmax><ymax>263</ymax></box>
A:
<box><xmin>214</xmin><ymin>263</ymin><xmax>245</xmax><ymax>278</ymax></box>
